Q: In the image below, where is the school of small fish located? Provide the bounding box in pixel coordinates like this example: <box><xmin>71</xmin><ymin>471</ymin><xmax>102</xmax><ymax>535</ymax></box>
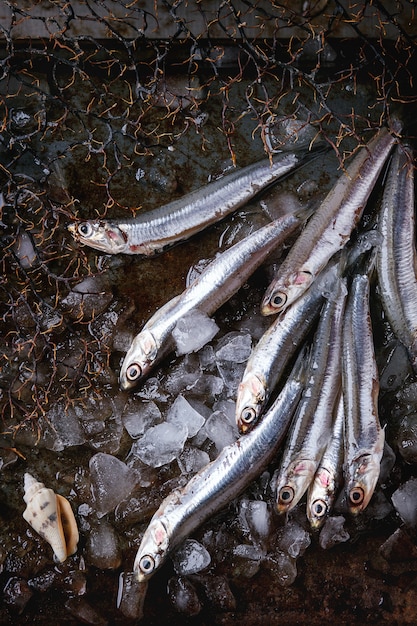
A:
<box><xmin>66</xmin><ymin>118</ymin><xmax>416</xmax><ymax>589</ymax></box>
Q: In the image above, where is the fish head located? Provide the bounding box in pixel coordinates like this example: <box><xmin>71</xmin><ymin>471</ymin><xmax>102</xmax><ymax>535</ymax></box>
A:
<box><xmin>276</xmin><ymin>458</ymin><xmax>317</xmax><ymax>514</ymax></box>
<box><xmin>261</xmin><ymin>270</ymin><xmax>313</xmax><ymax>316</ymax></box>
<box><xmin>345</xmin><ymin>452</ymin><xmax>381</xmax><ymax>515</ymax></box>
<box><xmin>68</xmin><ymin>221</ymin><xmax>128</xmax><ymax>254</ymax></box>
<box><xmin>134</xmin><ymin>516</ymin><xmax>171</xmax><ymax>582</ymax></box>
<box><xmin>119</xmin><ymin>329</ymin><xmax>158</xmax><ymax>390</ymax></box>
<box><xmin>306</xmin><ymin>467</ymin><xmax>335</xmax><ymax>530</ymax></box>
<box><xmin>235</xmin><ymin>372</ymin><xmax>266</xmax><ymax>433</ymax></box>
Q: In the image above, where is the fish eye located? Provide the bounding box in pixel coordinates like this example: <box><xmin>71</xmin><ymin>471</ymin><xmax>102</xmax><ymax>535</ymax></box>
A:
<box><xmin>139</xmin><ymin>554</ymin><xmax>155</xmax><ymax>574</ymax></box>
<box><xmin>126</xmin><ymin>363</ymin><xmax>142</xmax><ymax>382</ymax></box>
<box><xmin>271</xmin><ymin>292</ymin><xmax>287</xmax><ymax>309</ymax></box>
<box><xmin>278</xmin><ymin>486</ymin><xmax>295</xmax><ymax>505</ymax></box>
<box><xmin>78</xmin><ymin>222</ymin><xmax>93</xmax><ymax>238</ymax></box>
<box><xmin>241</xmin><ymin>407</ymin><xmax>257</xmax><ymax>425</ymax></box>
<box><xmin>349</xmin><ymin>487</ymin><xmax>365</xmax><ymax>506</ymax></box>
<box><xmin>311</xmin><ymin>499</ymin><xmax>327</xmax><ymax>518</ymax></box>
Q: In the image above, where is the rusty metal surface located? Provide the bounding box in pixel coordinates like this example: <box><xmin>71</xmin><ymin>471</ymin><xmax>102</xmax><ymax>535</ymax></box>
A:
<box><xmin>1</xmin><ymin>2</ymin><xmax>417</xmax><ymax>625</ymax></box>
<box><xmin>0</xmin><ymin>1</ymin><xmax>417</xmax><ymax>40</ymax></box>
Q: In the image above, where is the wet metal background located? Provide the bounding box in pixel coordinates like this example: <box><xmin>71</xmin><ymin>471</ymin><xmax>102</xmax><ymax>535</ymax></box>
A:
<box><xmin>1</xmin><ymin>2</ymin><xmax>417</xmax><ymax>624</ymax></box>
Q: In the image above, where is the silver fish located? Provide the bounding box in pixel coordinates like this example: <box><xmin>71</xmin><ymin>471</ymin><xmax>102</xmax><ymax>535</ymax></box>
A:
<box><xmin>306</xmin><ymin>392</ymin><xmax>345</xmax><ymax>529</ymax></box>
<box><xmin>275</xmin><ymin>275</ymin><xmax>347</xmax><ymax>514</ymax></box>
<box><xmin>133</xmin><ymin>352</ymin><xmax>306</xmax><ymax>583</ymax></box>
<box><xmin>119</xmin><ymin>213</ymin><xmax>306</xmax><ymax>391</ymax></box>
<box><xmin>235</xmin><ymin>260</ymin><xmax>339</xmax><ymax>433</ymax></box>
<box><xmin>261</xmin><ymin>122</ymin><xmax>402</xmax><ymax>316</ymax></box>
<box><xmin>376</xmin><ymin>144</ymin><xmax>417</xmax><ymax>371</ymax></box>
<box><xmin>68</xmin><ymin>149</ymin><xmax>321</xmax><ymax>255</ymax></box>
<box><xmin>342</xmin><ymin>259</ymin><xmax>384</xmax><ymax>514</ymax></box>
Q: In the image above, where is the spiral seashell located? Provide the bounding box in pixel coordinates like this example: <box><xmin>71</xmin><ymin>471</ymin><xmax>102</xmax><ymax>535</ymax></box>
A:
<box><xmin>22</xmin><ymin>472</ymin><xmax>79</xmax><ymax>563</ymax></box>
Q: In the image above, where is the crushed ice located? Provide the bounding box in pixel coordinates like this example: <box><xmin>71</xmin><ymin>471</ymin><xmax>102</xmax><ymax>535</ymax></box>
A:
<box><xmin>172</xmin><ymin>539</ymin><xmax>211</xmax><ymax>575</ymax></box>
<box><xmin>319</xmin><ymin>516</ymin><xmax>350</xmax><ymax>550</ymax></box>
<box><xmin>130</xmin><ymin>422</ymin><xmax>189</xmax><ymax>468</ymax></box>
<box><xmin>172</xmin><ymin>309</ymin><xmax>219</xmax><ymax>355</ymax></box>
<box><xmin>166</xmin><ymin>395</ymin><xmax>206</xmax><ymax>438</ymax></box>
<box><xmin>391</xmin><ymin>478</ymin><xmax>417</xmax><ymax>527</ymax></box>
<box><xmin>89</xmin><ymin>453</ymin><xmax>138</xmax><ymax>517</ymax></box>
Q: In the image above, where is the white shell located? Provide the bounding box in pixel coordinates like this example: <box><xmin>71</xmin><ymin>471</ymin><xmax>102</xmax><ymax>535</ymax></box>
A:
<box><xmin>22</xmin><ymin>472</ymin><xmax>79</xmax><ymax>563</ymax></box>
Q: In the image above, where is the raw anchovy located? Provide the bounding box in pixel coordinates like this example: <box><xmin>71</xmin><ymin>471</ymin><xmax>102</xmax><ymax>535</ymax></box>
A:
<box><xmin>376</xmin><ymin>144</ymin><xmax>417</xmax><ymax>371</ymax></box>
<box><xmin>133</xmin><ymin>353</ymin><xmax>306</xmax><ymax>583</ymax></box>
<box><xmin>306</xmin><ymin>392</ymin><xmax>344</xmax><ymax>529</ymax></box>
<box><xmin>119</xmin><ymin>213</ymin><xmax>306</xmax><ymax>391</ymax></box>
<box><xmin>261</xmin><ymin>122</ymin><xmax>402</xmax><ymax>316</ymax></box>
<box><xmin>275</xmin><ymin>275</ymin><xmax>347</xmax><ymax>514</ymax></box>
<box><xmin>235</xmin><ymin>260</ymin><xmax>339</xmax><ymax>433</ymax></box>
<box><xmin>68</xmin><ymin>149</ymin><xmax>321</xmax><ymax>255</ymax></box>
<box><xmin>342</xmin><ymin>258</ymin><xmax>384</xmax><ymax>514</ymax></box>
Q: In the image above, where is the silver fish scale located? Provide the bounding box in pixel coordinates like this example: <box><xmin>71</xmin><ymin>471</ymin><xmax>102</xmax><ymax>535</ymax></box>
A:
<box><xmin>307</xmin><ymin>392</ymin><xmax>345</xmax><ymax>528</ymax></box>
<box><xmin>120</xmin><ymin>213</ymin><xmax>303</xmax><ymax>389</ymax></box>
<box><xmin>261</xmin><ymin>123</ymin><xmax>401</xmax><ymax>315</ymax></box>
<box><xmin>342</xmin><ymin>268</ymin><xmax>384</xmax><ymax>513</ymax></box>
<box><xmin>274</xmin><ymin>275</ymin><xmax>347</xmax><ymax>512</ymax></box>
<box><xmin>376</xmin><ymin>145</ymin><xmax>417</xmax><ymax>371</ymax></box>
<box><xmin>235</xmin><ymin>262</ymin><xmax>338</xmax><ymax>432</ymax></box>
<box><xmin>134</xmin><ymin>355</ymin><xmax>306</xmax><ymax>581</ymax></box>
<box><xmin>71</xmin><ymin>150</ymin><xmax>310</xmax><ymax>255</ymax></box>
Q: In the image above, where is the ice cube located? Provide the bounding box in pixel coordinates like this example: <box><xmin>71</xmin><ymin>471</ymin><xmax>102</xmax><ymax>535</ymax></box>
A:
<box><xmin>396</xmin><ymin>381</ymin><xmax>417</xmax><ymax>405</ymax></box>
<box><xmin>391</xmin><ymin>478</ymin><xmax>417</xmax><ymax>527</ymax></box>
<box><xmin>122</xmin><ymin>400</ymin><xmax>162</xmax><ymax>439</ymax></box>
<box><xmin>212</xmin><ymin>398</ymin><xmax>236</xmax><ymax>425</ymax></box>
<box><xmin>216</xmin><ymin>360</ymin><xmax>246</xmax><ymax>397</ymax></box>
<box><xmin>265</xmin><ymin>551</ymin><xmax>298</xmax><ymax>587</ymax></box>
<box><xmin>319</xmin><ymin>516</ymin><xmax>350</xmax><ymax>549</ymax></box>
<box><xmin>172</xmin><ymin>310</ymin><xmax>219</xmax><ymax>356</ymax></box>
<box><xmin>239</xmin><ymin>499</ymin><xmax>271</xmax><ymax>545</ymax></box>
<box><xmin>13</xmin><ymin>231</ymin><xmax>37</xmax><ymax>269</ymax></box>
<box><xmin>131</xmin><ymin>422</ymin><xmax>188</xmax><ymax>467</ymax></box>
<box><xmin>379</xmin><ymin>527</ymin><xmax>417</xmax><ymax>563</ymax></box>
<box><xmin>117</xmin><ymin>572</ymin><xmax>147</xmax><ymax>620</ymax></box>
<box><xmin>86</xmin><ymin>521</ymin><xmax>122</xmax><ymax>569</ymax></box>
<box><xmin>84</xmin><ymin>396</ymin><xmax>125</xmax><ymax>455</ymax></box>
<box><xmin>177</xmin><ymin>446</ymin><xmax>210</xmax><ymax>474</ymax></box>
<box><xmin>166</xmin><ymin>395</ymin><xmax>205</xmax><ymax>438</ymax></box>
<box><xmin>89</xmin><ymin>453</ymin><xmax>138</xmax><ymax>517</ymax></box>
<box><xmin>393</xmin><ymin>413</ymin><xmax>417</xmax><ymax>464</ymax></box>
<box><xmin>65</xmin><ymin>598</ymin><xmax>107</xmax><ymax>626</ymax></box>
<box><xmin>28</xmin><ymin>570</ymin><xmax>57</xmax><ymax>593</ymax></box>
<box><xmin>233</xmin><ymin>544</ymin><xmax>264</xmax><ymax>561</ymax></box>
<box><xmin>164</xmin><ymin>355</ymin><xmax>202</xmax><ymax>396</ymax></box>
<box><xmin>186</xmin><ymin>398</ymin><xmax>212</xmax><ymax>420</ymax></box>
<box><xmin>215</xmin><ymin>331</ymin><xmax>252</xmax><ymax>363</ymax></box>
<box><xmin>136</xmin><ymin>377</ymin><xmax>169</xmax><ymax>402</ymax></box>
<box><xmin>196</xmin><ymin>575</ymin><xmax>236</xmax><ymax>611</ymax></box>
<box><xmin>172</xmin><ymin>539</ymin><xmax>211</xmax><ymax>575</ymax></box>
<box><xmin>277</xmin><ymin>520</ymin><xmax>311</xmax><ymax>558</ymax></box>
<box><xmin>379</xmin><ymin>442</ymin><xmax>396</xmax><ymax>484</ymax></box>
<box><xmin>88</xmin><ymin>305</ymin><xmax>122</xmax><ymax>347</ymax></box>
<box><xmin>186</xmin><ymin>373</ymin><xmax>224</xmax><ymax>397</ymax></box>
<box><xmin>61</xmin><ymin>275</ymin><xmax>113</xmax><ymax>321</ymax></box>
<box><xmin>364</xmin><ymin>491</ymin><xmax>393</xmax><ymax>521</ymax></box>
<box><xmin>3</xmin><ymin>577</ymin><xmax>33</xmax><ymax>613</ymax></box>
<box><xmin>112</xmin><ymin>329</ymin><xmax>135</xmax><ymax>353</ymax></box>
<box><xmin>204</xmin><ymin>410</ymin><xmax>239</xmax><ymax>452</ymax></box>
<box><xmin>379</xmin><ymin>340</ymin><xmax>412</xmax><ymax>393</ymax></box>
<box><xmin>44</xmin><ymin>402</ymin><xmax>86</xmax><ymax>451</ymax></box>
<box><xmin>186</xmin><ymin>257</ymin><xmax>212</xmax><ymax>287</ymax></box>
<box><xmin>198</xmin><ymin>344</ymin><xmax>216</xmax><ymax>369</ymax></box>
<box><xmin>231</xmin><ymin>544</ymin><xmax>263</xmax><ymax>579</ymax></box>
<box><xmin>167</xmin><ymin>576</ymin><xmax>201</xmax><ymax>616</ymax></box>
